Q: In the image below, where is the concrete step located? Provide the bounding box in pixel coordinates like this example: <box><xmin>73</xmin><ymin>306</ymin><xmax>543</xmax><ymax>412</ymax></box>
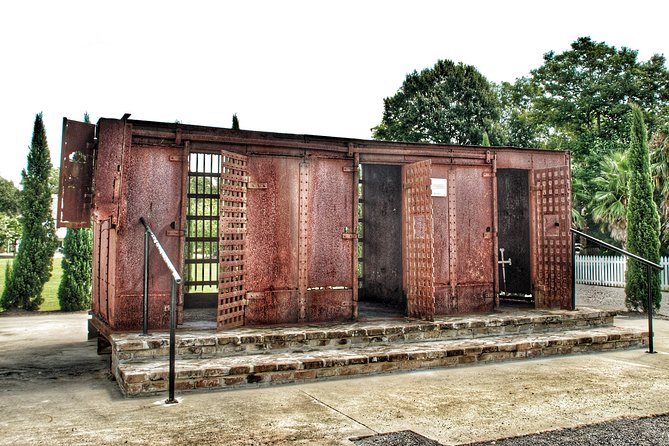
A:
<box><xmin>111</xmin><ymin>308</ymin><xmax>617</xmax><ymax>363</ymax></box>
<box><xmin>116</xmin><ymin>325</ymin><xmax>646</xmax><ymax>397</ymax></box>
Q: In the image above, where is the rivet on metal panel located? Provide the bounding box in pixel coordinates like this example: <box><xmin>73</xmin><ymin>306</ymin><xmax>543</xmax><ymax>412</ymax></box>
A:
<box><xmin>169</xmin><ymin>155</ymin><xmax>186</xmax><ymax>162</ymax></box>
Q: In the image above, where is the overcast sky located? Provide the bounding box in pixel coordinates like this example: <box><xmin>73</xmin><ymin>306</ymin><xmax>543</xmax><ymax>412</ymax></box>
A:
<box><xmin>1</xmin><ymin>0</ymin><xmax>667</xmax><ymax>186</ymax></box>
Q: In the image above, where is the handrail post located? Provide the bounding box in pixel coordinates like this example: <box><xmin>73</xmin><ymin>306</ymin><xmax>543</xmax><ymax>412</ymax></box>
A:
<box><xmin>142</xmin><ymin>226</ymin><xmax>150</xmax><ymax>336</ymax></box>
<box><xmin>647</xmin><ymin>265</ymin><xmax>655</xmax><ymax>354</ymax></box>
<box><xmin>166</xmin><ymin>277</ymin><xmax>178</xmax><ymax>403</ymax></box>
<box><xmin>571</xmin><ymin>231</ymin><xmax>576</xmax><ymax>310</ymax></box>
<box><xmin>140</xmin><ymin>217</ymin><xmax>182</xmax><ymax>403</ymax></box>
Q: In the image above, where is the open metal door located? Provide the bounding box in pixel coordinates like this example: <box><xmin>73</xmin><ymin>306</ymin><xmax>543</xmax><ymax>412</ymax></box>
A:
<box><xmin>402</xmin><ymin>160</ymin><xmax>435</xmax><ymax>320</ymax></box>
<box><xmin>57</xmin><ymin>118</ymin><xmax>96</xmax><ymax>228</ymax></box>
<box><xmin>217</xmin><ymin>151</ymin><xmax>248</xmax><ymax>330</ymax></box>
<box><xmin>533</xmin><ymin>165</ymin><xmax>572</xmax><ymax>309</ymax></box>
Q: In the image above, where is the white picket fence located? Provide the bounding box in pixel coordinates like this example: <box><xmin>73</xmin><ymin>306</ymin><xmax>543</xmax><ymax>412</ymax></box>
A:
<box><xmin>575</xmin><ymin>255</ymin><xmax>669</xmax><ymax>290</ymax></box>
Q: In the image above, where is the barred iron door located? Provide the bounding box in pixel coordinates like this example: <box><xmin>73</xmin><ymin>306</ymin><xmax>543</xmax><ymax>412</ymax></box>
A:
<box><xmin>402</xmin><ymin>160</ymin><xmax>435</xmax><ymax>320</ymax></box>
<box><xmin>184</xmin><ymin>152</ymin><xmax>221</xmax><ymax>307</ymax></box>
<box><xmin>218</xmin><ymin>151</ymin><xmax>248</xmax><ymax>329</ymax></box>
<box><xmin>533</xmin><ymin>165</ymin><xmax>572</xmax><ymax>309</ymax></box>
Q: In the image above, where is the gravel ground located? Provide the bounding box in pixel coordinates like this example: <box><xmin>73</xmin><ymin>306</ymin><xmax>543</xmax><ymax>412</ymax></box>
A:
<box><xmin>465</xmin><ymin>414</ymin><xmax>669</xmax><ymax>446</ymax></box>
<box><xmin>575</xmin><ymin>284</ymin><xmax>669</xmax><ymax>317</ymax></box>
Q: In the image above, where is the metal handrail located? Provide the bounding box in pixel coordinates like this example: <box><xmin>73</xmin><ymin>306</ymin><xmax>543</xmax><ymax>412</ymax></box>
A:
<box><xmin>571</xmin><ymin>228</ymin><xmax>662</xmax><ymax>270</ymax></box>
<box><xmin>139</xmin><ymin>217</ymin><xmax>181</xmax><ymax>404</ymax></box>
<box><xmin>139</xmin><ymin>217</ymin><xmax>182</xmax><ymax>284</ymax></box>
<box><xmin>571</xmin><ymin>228</ymin><xmax>661</xmax><ymax>353</ymax></box>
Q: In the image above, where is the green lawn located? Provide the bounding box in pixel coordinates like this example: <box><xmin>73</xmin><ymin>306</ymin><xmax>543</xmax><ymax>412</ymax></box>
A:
<box><xmin>0</xmin><ymin>257</ymin><xmax>62</xmax><ymax>312</ymax></box>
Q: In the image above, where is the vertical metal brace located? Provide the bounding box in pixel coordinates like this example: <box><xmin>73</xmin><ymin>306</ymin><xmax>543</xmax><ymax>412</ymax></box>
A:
<box><xmin>448</xmin><ymin>169</ymin><xmax>457</xmax><ymax>305</ymax></box>
<box><xmin>352</xmin><ymin>153</ymin><xmax>360</xmax><ymax>320</ymax></box>
<box><xmin>298</xmin><ymin>160</ymin><xmax>309</xmax><ymax>322</ymax></box>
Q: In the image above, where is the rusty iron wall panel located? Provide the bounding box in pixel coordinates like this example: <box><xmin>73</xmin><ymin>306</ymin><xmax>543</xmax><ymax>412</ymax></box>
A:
<box><xmin>97</xmin><ymin>219</ymin><xmax>110</xmax><ymax>324</ymax></box>
<box><xmin>307</xmin><ymin>159</ymin><xmax>354</xmax><ymax>287</ymax></box>
<box><xmin>403</xmin><ymin>160</ymin><xmax>435</xmax><ymax>320</ymax></box>
<box><xmin>496</xmin><ymin>151</ymin><xmax>569</xmax><ymax>170</ymax></box>
<box><xmin>307</xmin><ymin>290</ymin><xmax>354</xmax><ymax>322</ymax></box>
<box><xmin>455</xmin><ymin>166</ymin><xmax>495</xmax><ymax>287</ymax></box>
<box><xmin>58</xmin><ymin>118</ymin><xmax>96</xmax><ymax>228</ymax></box>
<box><xmin>533</xmin><ymin>166</ymin><xmax>572</xmax><ymax>309</ymax></box>
<box><xmin>114</xmin><ymin>293</ymin><xmax>170</xmax><ymax>331</ymax></box>
<box><xmin>91</xmin><ymin>219</ymin><xmax>100</xmax><ymax>316</ymax></box>
<box><xmin>94</xmin><ymin>119</ymin><xmax>127</xmax><ymax>224</ymax></box>
<box><xmin>455</xmin><ymin>284</ymin><xmax>495</xmax><ymax>313</ymax></box>
<box><xmin>112</xmin><ymin>145</ymin><xmax>183</xmax><ymax>329</ymax></box>
<box><xmin>497</xmin><ymin>169</ymin><xmax>532</xmax><ymax>295</ymax></box>
<box><xmin>245</xmin><ymin>291</ymin><xmax>300</xmax><ymax>325</ymax></box>
<box><xmin>361</xmin><ymin>165</ymin><xmax>403</xmax><ymax>306</ymax></box>
<box><xmin>245</xmin><ymin>156</ymin><xmax>300</xmax><ymax>292</ymax></box>
<box><xmin>115</xmin><ymin>146</ymin><xmax>183</xmax><ymax>294</ymax></box>
<box><xmin>218</xmin><ymin>151</ymin><xmax>248</xmax><ymax>330</ymax></box>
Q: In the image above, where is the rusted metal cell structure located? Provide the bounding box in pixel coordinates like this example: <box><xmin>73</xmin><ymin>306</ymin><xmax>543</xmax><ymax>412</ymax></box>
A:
<box><xmin>58</xmin><ymin>116</ymin><xmax>573</xmax><ymax>334</ymax></box>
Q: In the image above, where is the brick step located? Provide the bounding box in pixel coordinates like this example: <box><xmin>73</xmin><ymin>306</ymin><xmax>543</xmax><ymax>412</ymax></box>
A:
<box><xmin>116</xmin><ymin>325</ymin><xmax>645</xmax><ymax>397</ymax></box>
<box><xmin>111</xmin><ymin>308</ymin><xmax>616</xmax><ymax>363</ymax></box>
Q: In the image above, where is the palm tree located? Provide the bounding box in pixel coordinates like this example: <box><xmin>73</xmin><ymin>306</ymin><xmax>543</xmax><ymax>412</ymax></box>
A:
<box><xmin>590</xmin><ymin>151</ymin><xmax>629</xmax><ymax>243</ymax></box>
<box><xmin>650</xmin><ymin>124</ymin><xmax>669</xmax><ymax>242</ymax></box>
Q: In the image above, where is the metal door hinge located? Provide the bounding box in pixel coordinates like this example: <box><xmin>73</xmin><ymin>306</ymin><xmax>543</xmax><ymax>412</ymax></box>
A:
<box><xmin>248</xmin><ymin>182</ymin><xmax>268</xmax><ymax>189</ymax></box>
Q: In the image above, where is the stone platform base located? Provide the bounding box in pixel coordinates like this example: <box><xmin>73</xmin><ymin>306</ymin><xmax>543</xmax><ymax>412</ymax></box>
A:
<box><xmin>109</xmin><ymin>308</ymin><xmax>647</xmax><ymax>397</ymax></box>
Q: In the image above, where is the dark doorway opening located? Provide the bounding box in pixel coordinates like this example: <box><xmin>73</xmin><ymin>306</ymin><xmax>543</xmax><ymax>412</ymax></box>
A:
<box><xmin>497</xmin><ymin>169</ymin><xmax>533</xmax><ymax>304</ymax></box>
<box><xmin>359</xmin><ymin>164</ymin><xmax>405</xmax><ymax>318</ymax></box>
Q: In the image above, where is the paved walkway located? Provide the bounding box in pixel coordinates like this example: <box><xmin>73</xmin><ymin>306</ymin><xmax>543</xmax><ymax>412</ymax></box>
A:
<box><xmin>0</xmin><ymin>311</ymin><xmax>667</xmax><ymax>445</ymax></box>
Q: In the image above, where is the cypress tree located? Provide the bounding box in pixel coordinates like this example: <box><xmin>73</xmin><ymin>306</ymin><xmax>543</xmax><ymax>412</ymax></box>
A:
<box><xmin>1</xmin><ymin>113</ymin><xmax>58</xmax><ymax>310</ymax></box>
<box><xmin>57</xmin><ymin>112</ymin><xmax>93</xmax><ymax>311</ymax></box>
<box><xmin>232</xmin><ymin>113</ymin><xmax>240</xmax><ymax>130</ymax></box>
<box><xmin>482</xmin><ymin>131</ymin><xmax>491</xmax><ymax>146</ymax></box>
<box><xmin>624</xmin><ymin>105</ymin><xmax>662</xmax><ymax>311</ymax></box>
<box><xmin>57</xmin><ymin>225</ymin><xmax>92</xmax><ymax>311</ymax></box>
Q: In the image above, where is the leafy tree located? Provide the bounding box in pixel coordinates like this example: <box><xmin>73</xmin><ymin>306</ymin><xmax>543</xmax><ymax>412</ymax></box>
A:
<box><xmin>590</xmin><ymin>151</ymin><xmax>629</xmax><ymax>243</ymax></box>
<box><xmin>625</xmin><ymin>105</ymin><xmax>661</xmax><ymax>311</ymax></box>
<box><xmin>1</xmin><ymin>113</ymin><xmax>58</xmax><ymax>310</ymax></box>
<box><xmin>529</xmin><ymin>37</ymin><xmax>669</xmax><ymax>237</ymax></box>
<box><xmin>0</xmin><ymin>214</ymin><xmax>21</xmax><ymax>252</ymax></box>
<box><xmin>0</xmin><ymin>177</ymin><xmax>21</xmax><ymax>216</ymax></box>
<box><xmin>0</xmin><ymin>177</ymin><xmax>22</xmax><ymax>253</ymax></box>
<box><xmin>232</xmin><ymin>113</ymin><xmax>240</xmax><ymax>130</ymax></box>
<box><xmin>58</xmin><ymin>113</ymin><xmax>93</xmax><ymax>311</ymax></box>
<box><xmin>531</xmin><ymin>37</ymin><xmax>669</xmax><ymax>148</ymax></box>
<box><xmin>372</xmin><ymin>59</ymin><xmax>501</xmax><ymax>145</ymax></box>
<box><xmin>497</xmin><ymin>78</ymin><xmax>545</xmax><ymax>147</ymax></box>
<box><xmin>58</xmin><ymin>224</ymin><xmax>92</xmax><ymax>311</ymax></box>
